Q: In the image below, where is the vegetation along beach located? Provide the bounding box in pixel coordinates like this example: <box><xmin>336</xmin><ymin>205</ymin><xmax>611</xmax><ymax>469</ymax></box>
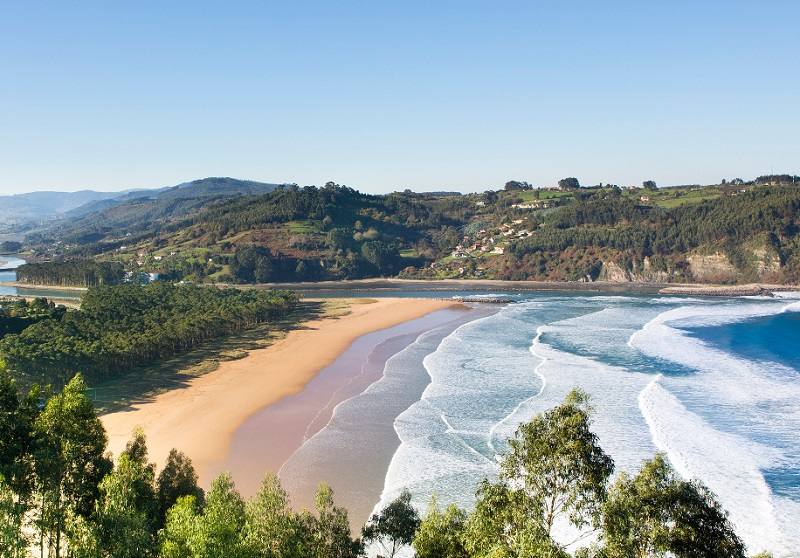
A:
<box><xmin>2</xmin><ymin>2</ymin><xmax>800</xmax><ymax>558</ymax></box>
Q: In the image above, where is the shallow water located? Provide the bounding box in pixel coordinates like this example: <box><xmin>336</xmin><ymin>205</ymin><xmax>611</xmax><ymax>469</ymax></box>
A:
<box><xmin>336</xmin><ymin>292</ymin><xmax>800</xmax><ymax>556</ymax></box>
<box><xmin>0</xmin><ymin>256</ymin><xmax>83</xmax><ymax>300</ymax></box>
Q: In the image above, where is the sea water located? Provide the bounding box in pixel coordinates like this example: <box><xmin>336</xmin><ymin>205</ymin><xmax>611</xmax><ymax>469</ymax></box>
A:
<box><xmin>362</xmin><ymin>292</ymin><xmax>800</xmax><ymax>557</ymax></box>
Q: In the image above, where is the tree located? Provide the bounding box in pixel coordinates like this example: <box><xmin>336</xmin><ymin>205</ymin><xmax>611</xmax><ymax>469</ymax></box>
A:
<box><xmin>0</xmin><ymin>474</ymin><xmax>29</xmax><ymax>558</ymax></box>
<box><xmin>231</xmin><ymin>246</ymin><xmax>274</xmax><ymax>283</ymax></box>
<box><xmin>412</xmin><ymin>497</ymin><xmax>468</xmax><ymax>558</ymax></box>
<box><xmin>463</xmin><ymin>480</ymin><xmax>562</xmax><ymax>558</ymax></box>
<box><xmin>505</xmin><ymin>181</ymin><xmax>533</xmax><ymax>191</ymax></box>
<box><xmin>0</xmin><ymin>367</ymin><xmax>39</xmax><ymax>556</ymax></box>
<box><xmin>363</xmin><ymin>489</ymin><xmax>420</xmax><ymax>558</ymax></box>
<box><xmin>119</xmin><ymin>430</ymin><xmax>158</xmax><ymax>532</ymax></box>
<box><xmin>243</xmin><ymin>473</ymin><xmax>302</xmax><ymax>558</ymax></box>
<box><xmin>156</xmin><ymin>449</ymin><xmax>204</xmax><ymax>529</ymax></box>
<box><xmin>308</xmin><ymin>484</ymin><xmax>359</xmax><ymax>558</ymax></box>
<box><xmin>643</xmin><ymin>180</ymin><xmax>657</xmax><ymax>190</ymax></box>
<box><xmin>194</xmin><ymin>473</ymin><xmax>248</xmax><ymax>558</ymax></box>
<box><xmin>558</xmin><ymin>177</ymin><xmax>581</xmax><ymax>190</ymax></box>
<box><xmin>464</xmin><ymin>389</ymin><xmax>614</xmax><ymax>556</ymax></box>
<box><xmin>602</xmin><ymin>454</ymin><xmax>745</xmax><ymax>558</ymax></box>
<box><xmin>71</xmin><ymin>452</ymin><xmax>157</xmax><ymax>558</ymax></box>
<box><xmin>159</xmin><ymin>495</ymin><xmax>202</xmax><ymax>558</ymax></box>
<box><xmin>503</xmin><ymin>389</ymin><xmax>613</xmax><ymax>539</ymax></box>
<box><xmin>33</xmin><ymin>373</ymin><xmax>111</xmax><ymax>558</ymax></box>
<box><xmin>360</xmin><ymin>241</ymin><xmax>399</xmax><ymax>274</ymax></box>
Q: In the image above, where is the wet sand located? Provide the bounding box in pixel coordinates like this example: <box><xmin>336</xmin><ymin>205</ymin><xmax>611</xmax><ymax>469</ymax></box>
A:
<box><xmin>218</xmin><ymin>307</ymin><xmax>483</xmax><ymax>520</ymax></box>
<box><xmin>274</xmin><ymin>307</ymin><xmax>491</xmax><ymax>529</ymax></box>
<box><xmin>101</xmin><ymin>297</ymin><xmax>460</xmax><ymax>483</ymax></box>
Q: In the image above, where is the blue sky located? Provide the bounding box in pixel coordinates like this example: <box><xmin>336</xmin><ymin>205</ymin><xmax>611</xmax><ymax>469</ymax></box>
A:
<box><xmin>1</xmin><ymin>1</ymin><xmax>798</xmax><ymax>194</ymax></box>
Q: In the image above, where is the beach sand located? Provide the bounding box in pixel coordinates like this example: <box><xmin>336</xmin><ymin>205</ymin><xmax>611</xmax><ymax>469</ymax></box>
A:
<box><xmin>101</xmin><ymin>297</ymin><xmax>459</xmax><ymax>483</ymax></box>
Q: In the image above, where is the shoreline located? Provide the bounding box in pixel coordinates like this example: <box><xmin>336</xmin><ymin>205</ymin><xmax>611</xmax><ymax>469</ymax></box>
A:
<box><xmin>100</xmin><ymin>297</ymin><xmax>461</xmax><ymax>485</ymax></box>
<box><xmin>3</xmin><ymin>278</ymin><xmax>799</xmax><ymax>297</ymax></box>
<box><xmin>225</xmin><ymin>278</ymin><xmax>800</xmax><ymax>296</ymax></box>
<box><xmin>0</xmin><ymin>281</ymin><xmax>89</xmax><ymax>291</ymax></box>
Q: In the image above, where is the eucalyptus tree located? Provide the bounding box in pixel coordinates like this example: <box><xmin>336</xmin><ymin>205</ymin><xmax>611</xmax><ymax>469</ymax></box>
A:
<box><xmin>156</xmin><ymin>449</ymin><xmax>203</xmax><ymax>529</ymax></box>
<box><xmin>362</xmin><ymin>489</ymin><xmax>420</xmax><ymax>558</ymax></box>
<box><xmin>32</xmin><ymin>373</ymin><xmax>110</xmax><ymax>558</ymax></box>
<box><xmin>465</xmin><ymin>389</ymin><xmax>614</xmax><ymax>557</ymax></box>
<box><xmin>307</xmin><ymin>484</ymin><xmax>360</xmax><ymax>558</ymax></box>
<box><xmin>0</xmin><ymin>474</ymin><xmax>29</xmax><ymax>558</ymax></box>
<box><xmin>70</xmin><ymin>452</ymin><xmax>157</xmax><ymax>558</ymax></box>
<box><xmin>0</xmin><ymin>366</ymin><xmax>40</xmax><ymax>557</ymax></box>
<box><xmin>602</xmin><ymin>454</ymin><xmax>745</xmax><ymax>558</ymax></box>
<box><xmin>243</xmin><ymin>473</ymin><xmax>303</xmax><ymax>558</ymax></box>
<box><xmin>193</xmin><ymin>473</ymin><xmax>249</xmax><ymax>558</ymax></box>
<box><xmin>412</xmin><ymin>497</ymin><xmax>468</xmax><ymax>558</ymax></box>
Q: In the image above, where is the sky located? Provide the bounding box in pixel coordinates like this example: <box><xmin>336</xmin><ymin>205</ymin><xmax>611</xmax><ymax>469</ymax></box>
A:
<box><xmin>1</xmin><ymin>1</ymin><xmax>798</xmax><ymax>195</ymax></box>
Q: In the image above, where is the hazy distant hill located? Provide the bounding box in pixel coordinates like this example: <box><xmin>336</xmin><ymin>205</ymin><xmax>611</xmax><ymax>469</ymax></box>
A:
<box><xmin>63</xmin><ymin>177</ymin><xmax>283</xmax><ymax>219</ymax></box>
<box><xmin>1</xmin><ymin>177</ymin><xmax>284</xmax><ymax>227</ymax></box>
<box><xmin>28</xmin><ymin>177</ymin><xmax>285</xmax><ymax>246</ymax></box>
<box><xmin>0</xmin><ymin>190</ymin><xmax>136</xmax><ymax>224</ymax></box>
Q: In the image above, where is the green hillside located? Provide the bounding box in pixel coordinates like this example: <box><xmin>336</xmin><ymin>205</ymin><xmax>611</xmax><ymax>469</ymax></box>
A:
<box><xmin>18</xmin><ymin>176</ymin><xmax>800</xmax><ymax>286</ymax></box>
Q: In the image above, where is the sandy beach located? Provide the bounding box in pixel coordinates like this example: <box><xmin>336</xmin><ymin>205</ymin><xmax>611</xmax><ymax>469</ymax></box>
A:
<box><xmin>101</xmin><ymin>297</ymin><xmax>460</xmax><ymax>483</ymax></box>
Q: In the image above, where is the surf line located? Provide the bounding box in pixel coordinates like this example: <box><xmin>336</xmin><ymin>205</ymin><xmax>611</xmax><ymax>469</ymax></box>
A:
<box><xmin>486</xmin><ymin>324</ymin><xmax>549</xmax><ymax>457</ymax></box>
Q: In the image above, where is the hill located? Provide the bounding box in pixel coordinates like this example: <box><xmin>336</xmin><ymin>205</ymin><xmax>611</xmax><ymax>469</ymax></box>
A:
<box><xmin>0</xmin><ymin>189</ymin><xmax>138</xmax><ymax>225</ymax></box>
<box><xmin>25</xmin><ymin>177</ymin><xmax>285</xmax><ymax>248</ymax></box>
<box><xmin>16</xmin><ymin>177</ymin><xmax>800</xmax><ymax>286</ymax></box>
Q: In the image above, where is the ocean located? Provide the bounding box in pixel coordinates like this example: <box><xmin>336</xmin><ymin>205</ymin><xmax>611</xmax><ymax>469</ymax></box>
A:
<box><xmin>281</xmin><ymin>291</ymin><xmax>800</xmax><ymax>557</ymax></box>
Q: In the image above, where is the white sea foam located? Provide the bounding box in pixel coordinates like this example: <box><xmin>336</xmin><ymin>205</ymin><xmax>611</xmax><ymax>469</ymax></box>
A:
<box><xmin>631</xmin><ymin>300</ymin><xmax>800</xmax><ymax>555</ymax></box>
<box><xmin>639</xmin><ymin>377</ymin><xmax>790</xmax><ymax>555</ymax></box>
<box><xmin>369</xmin><ymin>295</ymin><xmax>800</xmax><ymax>557</ymax></box>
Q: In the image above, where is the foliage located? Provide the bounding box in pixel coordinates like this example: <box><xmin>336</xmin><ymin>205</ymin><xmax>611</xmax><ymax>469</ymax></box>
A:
<box><xmin>0</xmin><ymin>298</ymin><xmax>66</xmax><ymax>339</ymax></box>
<box><xmin>34</xmin><ymin>374</ymin><xmax>111</xmax><ymax>557</ymax></box>
<box><xmin>413</xmin><ymin>498</ymin><xmax>469</xmax><ymax>558</ymax></box>
<box><xmin>0</xmin><ymin>283</ymin><xmax>296</xmax><ymax>386</ymax></box>
<box><xmin>602</xmin><ymin>454</ymin><xmax>745</xmax><ymax>558</ymax></box>
<box><xmin>0</xmin><ymin>474</ymin><xmax>29</xmax><ymax>558</ymax></box>
<box><xmin>156</xmin><ymin>449</ymin><xmax>204</xmax><ymax>529</ymax></box>
<box><xmin>558</xmin><ymin>178</ymin><xmax>581</xmax><ymax>190</ymax></box>
<box><xmin>16</xmin><ymin>260</ymin><xmax>124</xmax><ymax>287</ymax></box>
<box><xmin>501</xmin><ymin>389</ymin><xmax>614</xmax><ymax>536</ymax></box>
<box><xmin>0</xmin><ymin>372</ymin><xmax>759</xmax><ymax>558</ymax></box>
<box><xmin>362</xmin><ymin>488</ymin><xmax>420</xmax><ymax>557</ymax></box>
<box><xmin>307</xmin><ymin>484</ymin><xmax>361</xmax><ymax>558</ymax></box>
<box><xmin>0</xmin><ymin>241</ymin><xmax>22</xmax><ymax>253</ymax></box>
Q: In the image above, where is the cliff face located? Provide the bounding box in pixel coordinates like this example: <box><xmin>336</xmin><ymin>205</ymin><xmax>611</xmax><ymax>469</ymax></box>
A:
<box><xmin>687</xmin><ymin>253</ymin><xmax>739</xmax><ymax>283</ymax></box>
<box><xmin>597</xmin><ymin>247</ymin><xmax>783</xmax><ymax>284</ymax></box>
<box><xmin>597</xmin><ymin>259</ymin><xmax>671</xmax><ymax>283</ymax></box>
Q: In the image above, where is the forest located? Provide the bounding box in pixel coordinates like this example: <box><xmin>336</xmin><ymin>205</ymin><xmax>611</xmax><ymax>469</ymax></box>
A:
<box><xmin>501</xmin><ymin>185</ymin><xmax>800</xmax><ymax>282</ymax></box>
<box><xmin>15</xmin><ymin>262</ymin><xmax>125</xmax><ymax>288</ymax></box>
<box><xmin>0</xmin><ymin>299</ymin><xmax>66</xmax><ymax>339</ymax></box>
<box><xmin>17</xmin><ymin>180</ymin><xmax>800</xmax><ymax>285</ymax></box>
<box><xmin>0</xmin><ymin>285</ymin><xmax>297</xmax><ymax>387</ymax></box>
<box><xmin>0</xmin><ymin>375</ymin><xmax>760</xmax><ymax>558</ymax></box>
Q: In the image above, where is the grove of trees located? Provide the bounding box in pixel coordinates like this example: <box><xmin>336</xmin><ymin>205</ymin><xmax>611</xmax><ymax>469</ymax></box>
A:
<box><xmin>0</xmin><ymin>378</ymin><xmax>757</xmax><ymax>558</ymax></box>
<box><xmin>0</xmin><ymin>285</ymin><xmax>296</xmax><ymax>387</ymax></box>
<box><xmin>15</xmin><ymin>261</ymin><xmax>124</xmax><ymax>288</ymax></box>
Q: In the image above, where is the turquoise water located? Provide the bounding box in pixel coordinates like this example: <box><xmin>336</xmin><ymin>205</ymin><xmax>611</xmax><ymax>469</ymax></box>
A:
<box><xmin>344</xmin><ymin>292</ymin><xmax>800</xmax><ymax>557</ymax></box>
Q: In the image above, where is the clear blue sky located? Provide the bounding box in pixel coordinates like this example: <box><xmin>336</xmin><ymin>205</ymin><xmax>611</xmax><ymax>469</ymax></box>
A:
<box><xmin>1</xmin><ymin>1</ymin><xmax>798</xmax><ymax>194</ymax></box>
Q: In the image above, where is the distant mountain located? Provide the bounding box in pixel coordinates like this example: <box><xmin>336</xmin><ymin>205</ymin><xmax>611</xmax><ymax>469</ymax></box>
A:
<box><xmin>63</xmin><ymin>177</ymin><xmax>283</xmax><ymax>219</ymax></box>
<box><xmin>159</xmin><ymin>177</ymin><xmax>284</xmax><ymax>200</ymax></box>
<box><xmin>1</xmin><ymin>177</ymin><xmax>284</xmax><ymax>227</ymax></box>
<box><xmin>27</xmin><ymin>177</ymin><xmax>286</xmax><ymax>246</ymax></box>
<box><xmin>0</xmin><ymin>190</ymin><xmax>138</xmax><ymax>224</ymax></box>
